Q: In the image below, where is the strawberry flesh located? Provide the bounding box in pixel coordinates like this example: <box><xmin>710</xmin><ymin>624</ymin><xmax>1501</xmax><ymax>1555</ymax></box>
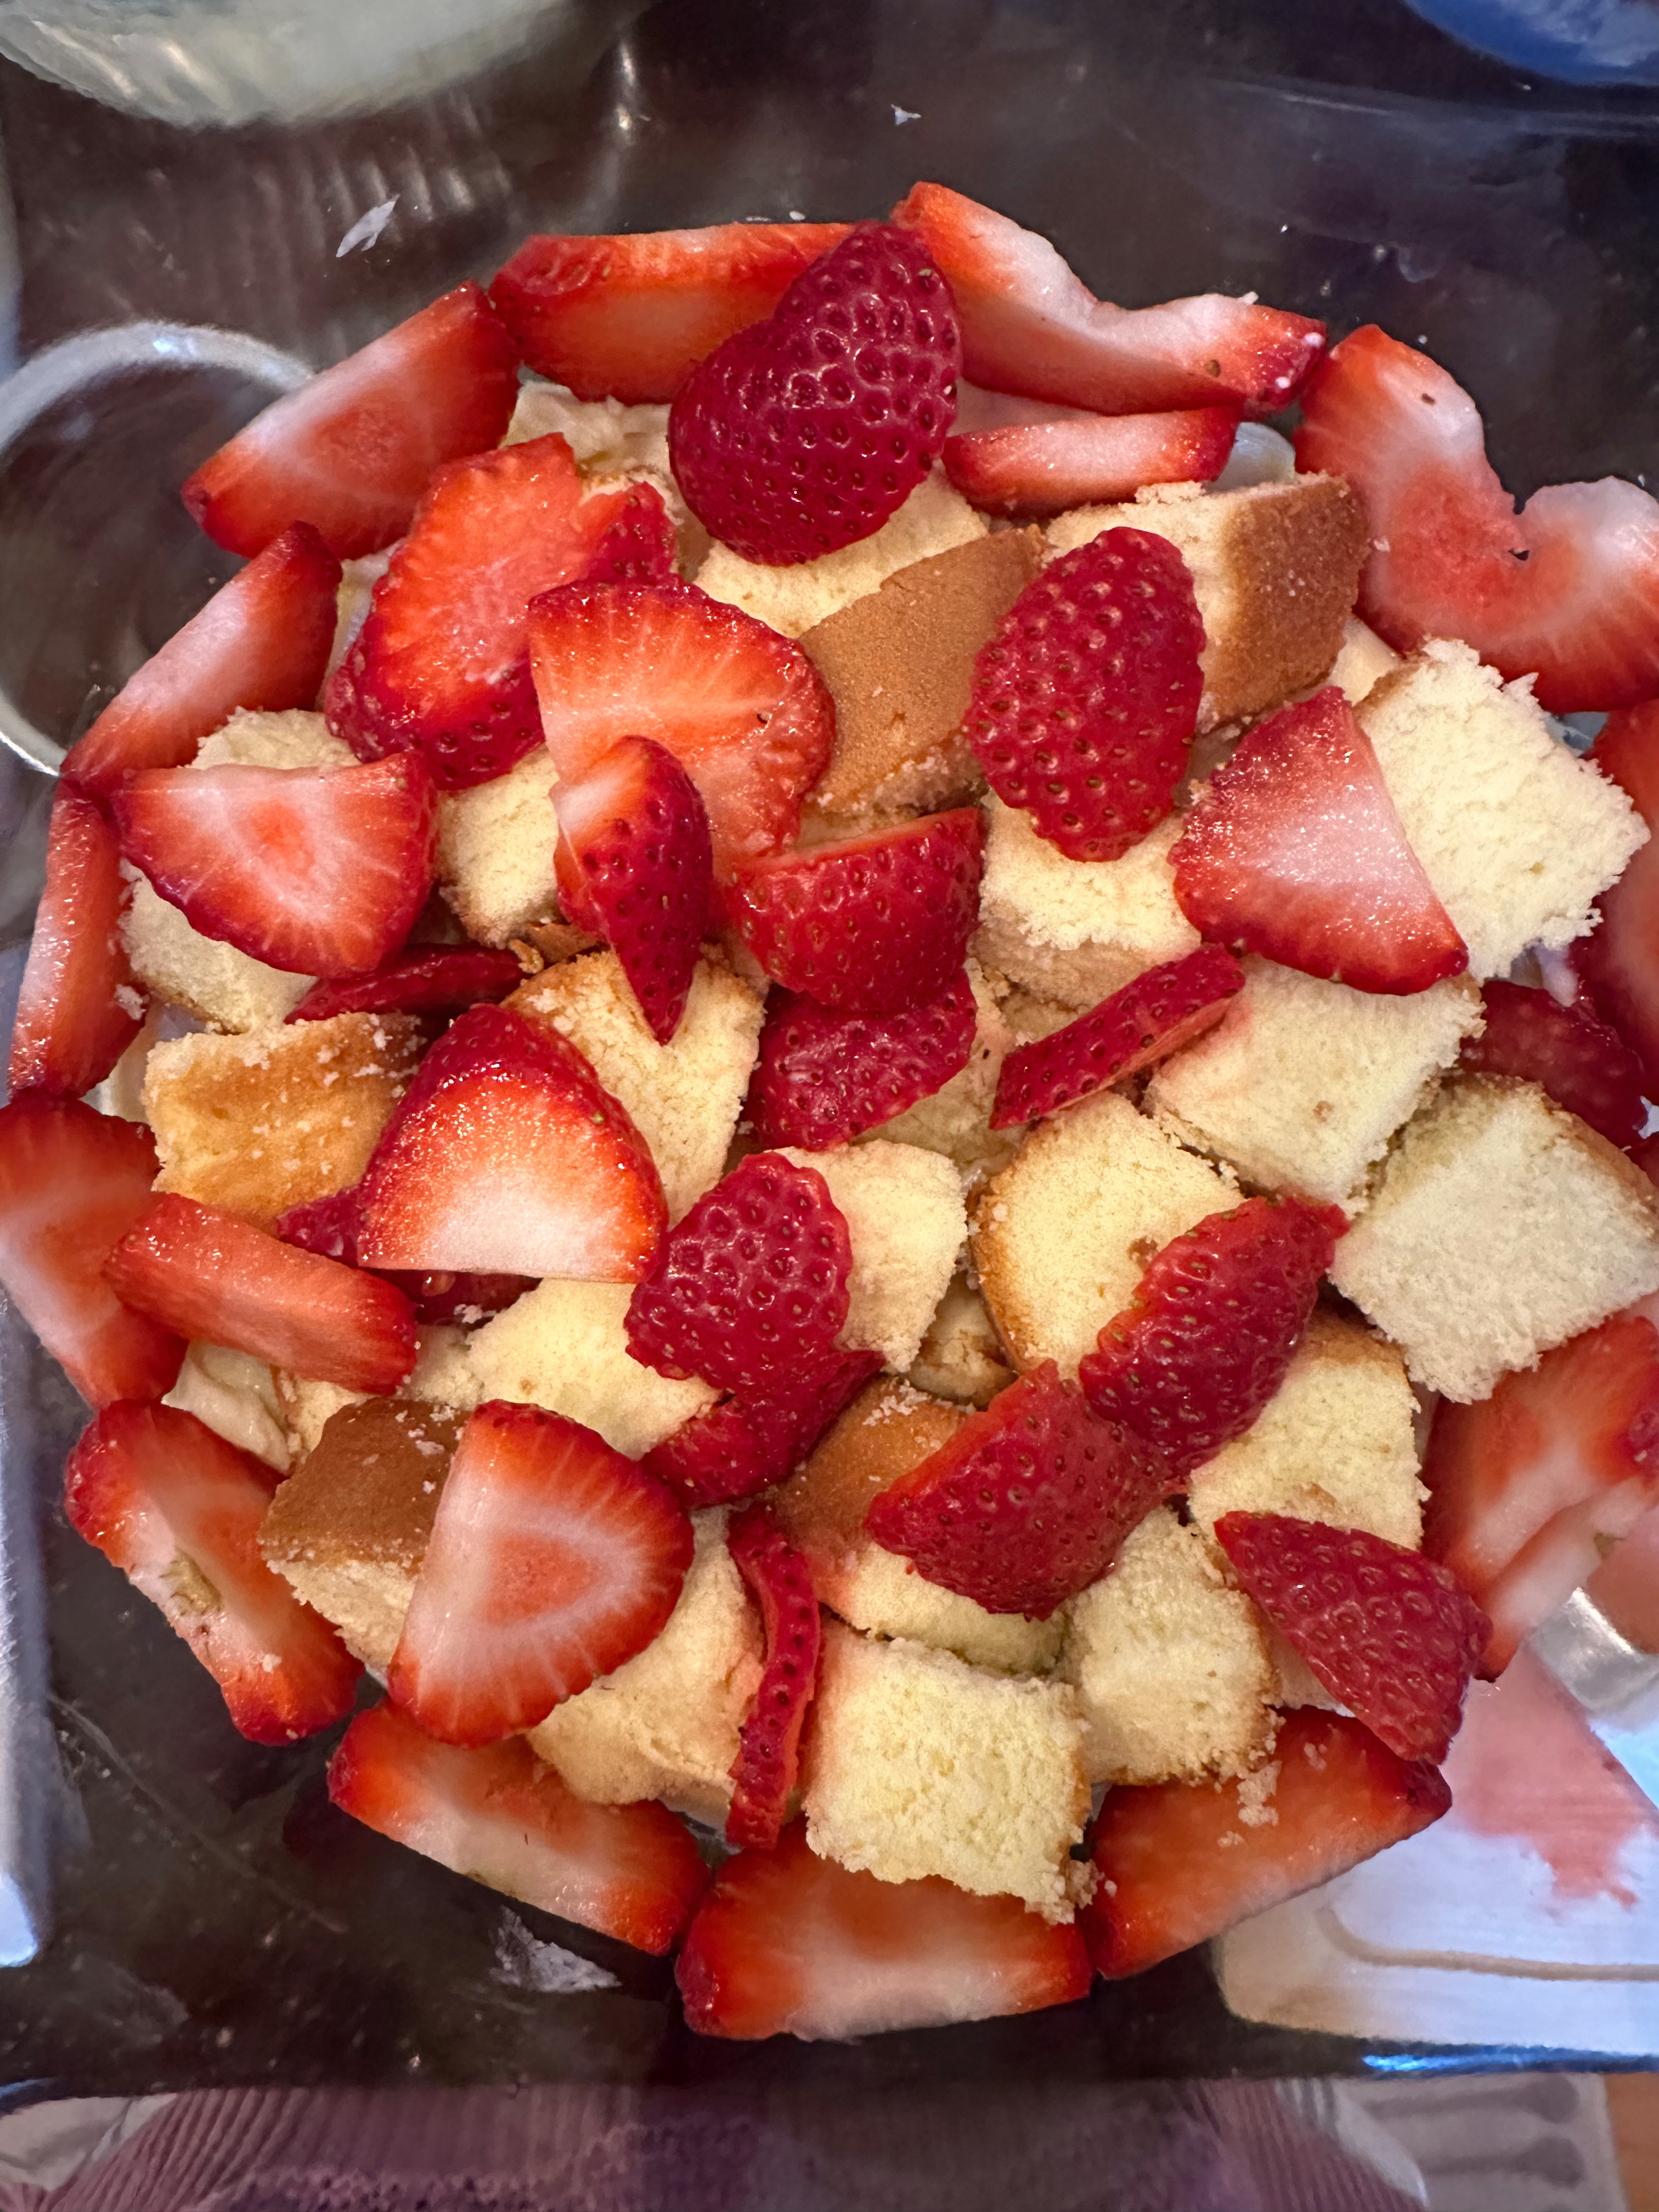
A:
<box><xmin>943</xmin><ymin>407</ymin><xmax>1240</xmax><ymax>518</ymax></box>
<box><xmin>725</xmin><ymin>1504</ymin><xmax>821</xmax><ymax>1850</ymax></box>
<box><xmin>286</xmin><ymin>946</ymin><xmax>523</xmax><ymax>1023</ymax></box>
<box><xmin>273</xmin><ymin>1188</ymin><xmax>531</xmax><ymax>1327</ymax></box>
<box><xmin>746</xmin><ymin>970</ymin><xmax>978</xmax><ymax>1149</ymax></box>
<box><xmin>642</xmin><ymin>1348</ymin><xmax>882</xmax><ymax>1509</ymax></box>
<box><xmin>577</xmin><ymin>480</ymin><xmax>680</xmax><ymax>584</ymax></box>
<box><xmin>1461</xmin><ymin>979</ymin><xmax>1646</xmax><ymax>1148</ymax></box>
<box><xmin>1573</xmin><ymin>702</ymin><xmax>1659</xmax><ymax>1090</ymax></box>
<box><xmin>9</xmin><ymin>786</ymin><xmax>146</xmax><ymax>1098</ymax></box>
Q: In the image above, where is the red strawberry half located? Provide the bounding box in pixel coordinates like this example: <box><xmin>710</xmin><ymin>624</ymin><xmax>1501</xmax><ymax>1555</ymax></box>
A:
<box><xmin>65</xmin><ymin>1401</ymin><xmax>359</xmax><ymax>1743</ymax></box>
<box><xmin>1461</xmin><ymin>980</ymin><xmax>1646</xmax><ymax>1148</ymax></box>
<box><xmin>1294</xmin><ymin>324</ymin><xmax>1659</xmax><ymax>714</ymax></box>
<box><xmin>388</xmin><ymin>1401</ymin><xmax>691</xmax><ymax>1745</ymax></box>
<box><xmin>1171</xmin><ymin>686</ymin><xmax>1468</xmax><ymax>995</ymax></box>
<box><xmin>0</xmin><ymin>1097</ymin><xmax>184</xmax><ymax>1407</ymax></box>
<box><xmin>724</xmin><ymin>1504</ymin><xmax>820</xmax><ymax>1851</ymax></box>
<box><xmin>746</xmin><ymin>970</ymin><xmax>978</xmax><ymax>1150</ymax></box>
<box><xmin>943</xmin><ymin>406</ymin><xmax>1240</xmax><ymax>518</ymax></box>
<box><xmin>63</xmin><ymin>524</ymin><xmax>342</xmax><ymax>797</ymax></box>
<box><xmin>677</xmin><ymin>1822</ymin><xmax>1090</xmax><ymax>2041</ymax></box>
<box><xmin>1215</xmin><ymin>1510</ymin><xmax>1489</xmax><ymax>1764</ymax></box>
<box><xmin>329</xmin><ymin>1699</ymin><xmax>708</xmax><ymax>1955</ymax></box>
<box><xmin>1078</xmin><ymin>1197</ymin><xmax>1343</xmax><ymax>1480</ymax></box>
<box><xmin>286</xmin><ymin>946</ymin><xmax>523</xmax><ymax>1023</ymax></box>
<box><xmin>726</xmin><ymin>808</ymin><xmax>985</xmax><ymax>1018</ymax></box>
<box><xmin>182</xmin><ymin>282</ymin><xmax>521</xmax><ymax>560</ymax></box>
<box><xmin>579</xmin><ymin>480</ymin><xmax>679</xmax><ymax>585</ymax></box>
<box><xmin>669</xmin><ymin>221</ymin><xmax>960</xmax><ymax>566</ymax></box>
<box><xmin>642</xmin><ymin>1348</ymin><xmax>882</xmax><ymax>1509</ymax></box>
<box><xmin>893</xmin><ymin>183</ymin><xmax>1325</xmax><ymax>417</ymax></box>
<box><xmin>8</xmin><ymin>786</ymin><xmax>145</xmax><ymax>1099</ymax></box>
<box><xmin>1573</xmin><ymin>703</ymin><xmax>1659</xmax><ymax>1090</ymax></box>
<box><xmin>115</xmin><ymin>753</ymin><xmax>436</xmax><ymax>980</ymax></box>
<box><xmin>353</xmin><ymin>1002</ymin><xmax>665</xmax><ymax>1280</ymax></box>
<box><xmin>991</xmin><ymin>946</ymin><xmax>1245</xmax><ymax>1130</ymax></box>
<box><xmin>964</xmin><ymin>529</ymin><xmax>1204</xmax><ymax>864</ymax></box>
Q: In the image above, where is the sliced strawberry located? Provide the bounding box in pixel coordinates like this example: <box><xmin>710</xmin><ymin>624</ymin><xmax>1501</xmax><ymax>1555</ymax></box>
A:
<box><xmin>528</xmin><ymin>578</ymin><xmax>834</xmax><ymax>874</ymax></box>
<box><xmin>1081</xmin><ymin>1709</ymin><xmax>1451</xmax><ymax>1979</ymax></box>
<box><xmin>642</xmin><ymin>1348</ymin><xmax>883</xmax><ymax>1508</ymax></box>
<box><xmin>489</xmin><ymin>222</ymin><xmax>851</xmax><ymax>404</ymax></box>
<box><xmin>273</xmin><ymin>1188</ymin><xmax>532</xmax><ymax>1327</ymax></box>
<box><xmin>893</xmin><ymin>183</ymin><xmax>1325</xmax><ymax>417</ymax></box>
<box><xmin>578</xmin><ymin>479</ymin><xmax>680</xmax><ymax>584</ymax></box>
<box><xmin>65</xmin><ymin>1401</ymin><xmax>359</xmax><ymax>1743</ymax></box>
<box><xmin>0</xmin><ymin>1097</ymin><xmax>183</xmax><ymax>1406</ymax></box>
<box><xmin>1171</xmin><ymin>687</ymin><xmax>1468</xmax><ymax>996</ymax></box>
<box><xmin>943</xmin><ymin>407</ymin><xmax>1240</xmax><ymax>518</ymax></box>
<box><xmin>725</xmin><ymin>1504</ymin><xmax>820</xmax><ymax>1850</ymax></box>
<box><xmin>388</xmin><ymin>1400</ymin><xmax>693</xmax><ymax>1745</ymax></box>
<box><xmin>1215</xmin><ymin>1511</ymin><xmax>1488</xmax><ymax>1764</ymax></box>
<box><xmin>1572</xmin><ymin>703</ymin><xmax>1659</xmax><ymax>1090</ymax></box>
<box><xmin>725</xmin><ymin>809</ymin><xmax>985</xmax><ymax>1018</ymax></box>
<box><xmin>328</xmin><ymin>1699</ymin><xmax>708</xmax><ymax>1954</ymax></box>
<box><xmin>991</xmin><ymin>946</ymin><xmax>1245</xmax><ymax>1130</ymax></box>
<box><xmin>625</xmin><ymin>1152</ymin><xmax>851</xmax><ymax>1395</ymax></box>
<box><xmin>552</xmin><ymin>735</ymin><xmax>713</xmax><ymax>1043</ymax></box>
<box><xmin>353</xmin><ymin>1002</ymin><xmax>665</xmax><ymax>1280</ymax></box>
<box><xmin>1422</xmin><ymin>1312</ymin><xmax>1659</xmax><ymax>1674</ymax></box>
<box><xmin>181</xmin><ymin>283</ymin><xmax>521</xmax><ymax>560</ymax></box>
<box><xmin>106</xmin><ymin>1193</ymin><xmax>417</xmax><ymax>1394</ymax></box>
<box><xmin>63</xmin><ymin>524</ymin><xmax>341</xmax><ymax>797</ymax></box>
<box><xmin>746</xmin><ymin>972</ymin><xmax>978</xmax><ymax>1150</ymax></box>
<box><xmin>668</xmin><ymin>222</ymin><xmax>960</xmax><ymax>566</ymax></box>
<box><xmin>678</xmin><ymin>1822</ymin><xmax>1090</xmax><ymax>2041</ymax></box>
<box><xmin>272</xmin><ymin>1186</ymin><xmax>361</xmax><ymax>1262</ymax></box>
<box><xmin>1294</xmin><ymin>324</ymin><xmax>1659</xmax><ymax>715</ymax></box>
<box><xmin>865</xmin><ymin>1363</ymin><xmax>1174</xmax><ymax>1617</ymax></box>
<box><xmin>964</xmin><ymin>529</ymin><xmax>1203</xmax><ymax>864</ymax></box>
<box><xmin>1460</xmin><ymin>980</ymin><xmax>1646</xmax><ymax>1148</ymax></box>
<box><xmin>286</xmin><ymin>946</ymin><xmax>522</xmax><ymax>1023</ymax></box>
<box><xmin>115</xmin><ymin>753</ymin><xmax>436</xmax><ymax>980</ymax></box>
<box><xmin>324</xmin><ymin>434</ymin><xmax>634</xmax><ymax>792</ymax></box>
<box><xmin>8</xmin><ymin>786</ymin><xmax>145</xmax><ymax>1098</ymax></box>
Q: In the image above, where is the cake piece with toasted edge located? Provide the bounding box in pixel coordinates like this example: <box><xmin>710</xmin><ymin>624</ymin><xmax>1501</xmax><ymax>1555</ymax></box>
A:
<box><xmin>907</xmin><ymin>1273</ymin><xmax>1017</xmax><ymax>1408</ymax></box>
<box><xmin>435</xmin><ymin>744</ymin><xmax>560</xmax><ymax>949</ymax></box>
<box><xmin>775</xmin><ymin>1141</ymin><xmax>967</xmax><ymax>1373</ymax></box>
<box><xmin>273</xmin><ymin>1324</ymin><xmax>481</xmax><ymax>1462</ymax></box>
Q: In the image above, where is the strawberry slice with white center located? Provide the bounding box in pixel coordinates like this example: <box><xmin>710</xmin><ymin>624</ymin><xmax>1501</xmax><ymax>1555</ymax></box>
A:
<box><xmin>273</xmin><ymin>1188</ymin><xmax>531</xmax><ymax>1327</ymax></box>
<box><xmin>65</xmin><ymin>1401</ymin><xmax>360</xmax><ymax>1743</ymax></box>
<box><xmin>489</xmin><ymin>222</ymin><xmax>850</xmax><ymax>403</ymax></box>
<box><xmin>642</xmin><ymin>1348</ymin><xmax>883</xmax><ymax>1508</ymax></box>
<box><xmin>9</xmin><ymin>787</ymin><xmax>146</xmax><ymax>1098</ymax></box>
<box><xmin>943</xmin><ymin>407</ymin><xmax>1240</xmax><ymax>518</ymax></box>
<box><xmin>328</xmin><ymin>1699</ymin><xmax>709</xmax><ymax>1954</ymax></box>
<box><xmin>115</xmin><ymin>753</ymin><xmax>437</xmax><ymax>980</ymax></box>
<box><xmin>0</xmin><ymin>1097</ymin><xmax>184</xmax><ymax>1407</ymax></box>
<box><xmin>1572</xmin><ymin>702</ymin><xmax>1659</xmax><ymax>1088</ymax></box>
<box><xmin>63</xmin><ymin>524</ymin><xmax>342</xmax><ymax>797</ymax></box>
<box><xmin>181</xmin><ymin>282</ymin><xmax>521</xmax><ymax>559</ymax></box>
<box><xmin>1171</xmin><ymin>685</ymin><xmax>1469</xmax><ymax>995</ymax></box>
<box><xmin>552</xmin><ymin>734</ymin><xmax>713</xmax><ymax>1045</ymax></box>
<box><xmin>892</xmin><ymin>182</ymin><xmax>1325</xmax><ymax>416</ymax></box>
<box><xmin>286</xmin><ymin>945</ymin><xmax>523</xmax><ymax>1023</ymax></box>
<box><xmin>724</xmin><ymin>1504</ymin><xmax>821</xmax><ymax>1851</ymax></box>
<box><xmin>676</xmin><ymin>1822</ymin><xmax>1091</xmax><ymax>2041</ymax></box>
<box><xmin>1081</xmin><ymin>1709</ymin><xmax>1451</xmax><ymax>1979</ymax></box>
<box><xmin>107</xmin><ymin>1193</ymin><xmax>418</xmax><ymax>1395</ymax></box>
<box><xmin>528</xmin><ymin>578</ymin><xmax>834</xmax><ymax>873</ymax></box>
<box><xmin>1460</xmin><ymin>979</ymin><xmax>1646</xmax><ymax>1148</ymax></box>
<box><xmin>387</xmin><ymin>1400</ymin><xmax>693</xmax><ymax>1745</ymax></box>
<box><xmin>578</xmin><ymin>481</ymin><xmax>680</xmax><ymax>585</ymax></box>
<box><xmin>353</xmin><ymin>1002</ymin><xmax>666</xmax><ymax>1281</ymax></box>
<box><xmin>1294</xmin><ymin>324</ymin><xmax>1659</xmax><ymax>714</ymax></box>
<box><xmin>1423</xmin><ymin>1312</ymin><xmax>1659</xmax><ymax>1674</ymax></box>
<box><xmin>745</xmin><ymin>972</ymin><xmax>978</xmax><ymax>1150</ymax></box>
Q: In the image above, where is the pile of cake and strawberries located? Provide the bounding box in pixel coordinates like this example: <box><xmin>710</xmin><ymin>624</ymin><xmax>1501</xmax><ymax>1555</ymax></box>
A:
<box><xmin>5</xmin><ymin>182</ymin><xmax>1659</xmax><ymax>2042</ymax></box>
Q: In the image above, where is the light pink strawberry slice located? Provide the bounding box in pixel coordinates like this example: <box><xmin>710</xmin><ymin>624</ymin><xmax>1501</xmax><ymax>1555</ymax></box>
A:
<box><xmin>944</xmin><ymin>406</ymin><xmax>1240</xmax><ymax>517</ymax></box>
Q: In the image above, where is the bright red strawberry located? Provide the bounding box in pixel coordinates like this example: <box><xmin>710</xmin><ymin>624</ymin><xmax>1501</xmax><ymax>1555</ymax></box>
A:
<box><xmin>725</xmin><ymin>1504</ymin><xmax>820</xmax><ymax>1850</ymax></box>
<box><xmin>865</xmin><ymin>1363</ymin><xmax>1174</xmax><ymax>1617</ymax></box>
<box><xmin>106</xmin><ymin>1193</ymin><xmax>417</xmax><ymax>1394</ymax></box>
<box><xmin>642</xmin><ymin>1348</ymin><xmax>883</xmax><ymax>1508</ymax></box>
<box><xmin>725</xmin><ymin>809</ymin><xmax>985</xmax><ymax>1017</ymax></box>
<box><xmin>1081</xmin><ymin>1709</ymin><xmax>1451</xmax><ymax>1979</ymax></box>
<box><xmin>943</xmin><ymin>407</ymin><xmax>1240</xmax><ymax>518</ymax></box>
<box><xmin>625</xmin><ymin>1152</ymin><xmax>851</xmax><ymax>1395</ymax></box>
<box><xmin>353</xmin><ymin>1002</ymin><xmax>665</xmax><ymax>1280</ymax></box>
<box><xmin>1171</xmin><ymin>687</ymin><xmax>1468</xmax><ymax>995</ymax></box>
<box><xmin>325</xmin><ymin>434</ymin><xmax>634</xmax><ymax>791</ymax></box>
<box><xmin>552</xmin><ymin>735</ymin><xmax>713</xmax><ymax>1043</ymax></box>
<box><xmin>668</xmin><ymin>221</ymin><xmax>960</xmax><ymax>566</ymax></box>
<box><xmin>964</xmin><ymin>530</ymin><xmax>1203</xmax><ymax>864</ymax></box>
<box><xmin>1078</xmin><ymin>1197</ymin><xmax>1344</xmax><ymax>1479</ymax></box>
<box><xmin>746</xmin><ymin>971</ymin><xmax>978</xmax><ymax>1149</ymax></box>
<box><xmin>65</xmin><ymin>1401</ymin><xmax>359</xmax><ymax>1743</ymax></box>
<box><xmin>1215</xmin><ymin>1511</ymin><xmax>1489</xmax><ymax>1763</ymax></box>
<box><xmin>578</xmin><ymin>479</ymin><xmax>679</xmax><ymax>584</ymax></box>
<box><xmin>181</xmin><ymin>284</ymin><xmax>521</xmax><ymax>560</ymax></box>
<box><xmin>115</xmin><ymin>753</ymin><xmax>436</xmax><ymax>980</ymax></box>
<box><xmin>1461</xmin><ymin>979</ymin><xmax>1646</xmax><ymax>1147</ymax></box>
<box><xmin>8</xmin><ymin>787</ymin><xmax>146</xmax><ymax>1098</ymax></box>
<box><xmin>678</xmin><ymin>1822</ymin><xmax>1090</xmax><ymax>2041</ymax></box>
<box><xmin>273</xmin><ymin>1189</ymin><xmax>531</xmax><ymax>1327</ymax></box>
<box><xmin>1572</xmin><ymin>703</ymin><xmax>1659</xmax><ymax>1089</ymax></box>
<box><xmin>1423</xmin><ymin>1312</ymin><xmax>1659</xmax><ymax>1674</ymax></box>
<box><xmin>1294</xmin><ymin>324</ymin><xmax>1659</xmax><ymax>714</ymax></box>
<box><xmin>63</xmin><ymin>525</ymin><xmax>341</xmax><ymax>797</ymax></box>
<box><xmin>991</xmin><ymin>947</ymin><xmax>1244</xmax><ymax>1130</ymax></box>
<box><xmin>388</xmin><ymin>1400</ymin><xmax>693</xmax><ymax>1745</ymax></box>
<box><xmin>329</xmin><ymin>1700</ymin><xmax>708</xmax><ymax>1954</ymax></box>
<box><xmin>528</xmin><ymin>578</ymin><xmax>833</xmax><ymax>873</ymax></box>
<box><xmin>0</xmin><ymin>1098</ymin><xmax>183</xmax><ymax>1406</ymax></box>
<box><xmin>489</xmin><ymin>222</ymin><xmax>850</xmax><ymax>403</ymax></box>
<box><xmin>892</xmin><ymin>183</ymin><xmax>1325</xmax><ymax>417</ymax></box>
<box><xmin>286</xmin><ymin>946</ymin><xmax>522</xmax><ymax>1023</ymax></box>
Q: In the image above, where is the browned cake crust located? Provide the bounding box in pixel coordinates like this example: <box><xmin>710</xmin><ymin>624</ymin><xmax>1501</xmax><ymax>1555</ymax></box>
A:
<box><xmin>1202</xmin><ymin>475</ymin><xmax>1369</xmax><ymax>727</ymax></box>
<box><xmin>259</xmin><ymin>1398</ymin><xmax>462</xmax><ymax>1574</ymax></box>
<box><xmin>771</xmin><ymin>1378</ymin><xmax>966</xmax><ymax>1573</ymax></box>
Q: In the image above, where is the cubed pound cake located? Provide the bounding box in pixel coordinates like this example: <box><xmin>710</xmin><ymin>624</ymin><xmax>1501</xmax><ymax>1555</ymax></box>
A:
<box><xmin>777</xmin><ymin>1141</ymin><xmax>967</xmax><ymax>1373</ymax></box>
<box><xmin>1331</xmin><ymin>1076</ymin><xmax>1659</xmax><ymax>1401</ymax></box>
<box><xmin>907</xmin><ymin>1273</ymin><xmax>1017</xmax><ymax>1408</ymax></box>
<box><xmin>466</xmin><ymin>1279</ymin><xmax>716</xmax><ymax>1458</ymax></box>
<box><xmin>436</xmin><ymin>744</ymin><xmax>560</xmax><ymax>949</ymax></box>
<box><xmin>1327</xmin><ymin>617</ymin><xmax>1400</xmax><ymax>706</ymax></box>
<box><xmin>274</xmin><ymin>1324</ymin><xmax>481</xmax><ymax>1462</ymax></box>
<box><xmin>803</xmin><ymin>1618</ymin><xmax>1090</xmax><ymax>1919</ymax></box>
